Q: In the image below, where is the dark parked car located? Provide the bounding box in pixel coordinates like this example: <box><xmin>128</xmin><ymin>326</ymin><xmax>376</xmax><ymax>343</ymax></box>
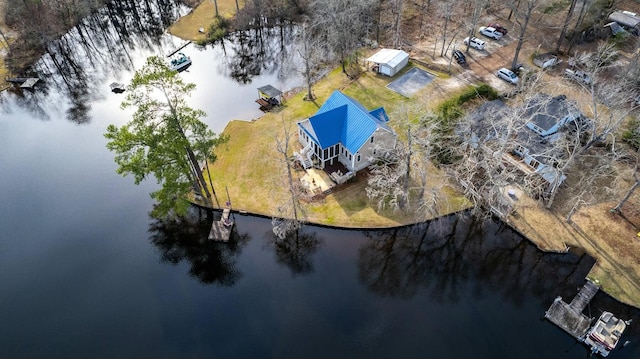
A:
<box><xmin>488</xmin><ymin>23</ymin><xmax>508</xmax><ymax>35</ymax></box>
<box><xmin>452</xmin><ymin>50</ymin><xmax>466</xmax><ymax>64</ymax></box>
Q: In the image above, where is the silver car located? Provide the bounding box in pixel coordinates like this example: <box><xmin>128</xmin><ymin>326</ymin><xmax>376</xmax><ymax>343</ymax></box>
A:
<box><xmin>496</xmin><ymin>68</ymin><xmax>519</xmax><ymax>84</ymax></box>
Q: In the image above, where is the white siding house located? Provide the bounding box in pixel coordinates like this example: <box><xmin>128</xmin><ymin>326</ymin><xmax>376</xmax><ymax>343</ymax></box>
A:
<box><xmin>296</xmin><ymin>91</ymin><xmax>397</xmax><ymax>174</ymax></box>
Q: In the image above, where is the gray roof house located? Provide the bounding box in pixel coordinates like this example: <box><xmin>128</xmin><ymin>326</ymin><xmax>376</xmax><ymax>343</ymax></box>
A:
<box><xmin>465</xmin><ymin>94</ymin><xmax>591</xmax><ymax>193</ymax></box>
<box><xmin>608</xmin><ymin>10</ymin><xmax>640</xmax><ymax>35</ymax></box>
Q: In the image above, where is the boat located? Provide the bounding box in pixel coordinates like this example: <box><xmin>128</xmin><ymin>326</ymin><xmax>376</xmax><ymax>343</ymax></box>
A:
<box><xmin>583</xmin><ymin>311</ymin><xmax>628</xmax><ymax>357</ymax></box>
<box><xmin>169</xmin><ymin>52</ymin><xmax>192</xmax><ymax>72</ymax></box>
<box><xmin>109</xmin><ymin>82</ymin><xmax>125</xmax><ymax>93</ymax></box>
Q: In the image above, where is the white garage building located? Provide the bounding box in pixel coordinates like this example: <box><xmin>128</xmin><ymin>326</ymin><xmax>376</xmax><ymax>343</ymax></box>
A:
<box><xmin>367</xmin><ymin>49</ymin><xmax>410</xmax><ymax>77</ymax></box>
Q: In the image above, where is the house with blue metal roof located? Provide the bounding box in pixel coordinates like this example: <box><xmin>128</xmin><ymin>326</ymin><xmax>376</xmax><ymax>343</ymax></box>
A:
<box><xmin>296</xmin><ymin>91</ymin><xmax>397</xmax><ymax>175</ymax></box>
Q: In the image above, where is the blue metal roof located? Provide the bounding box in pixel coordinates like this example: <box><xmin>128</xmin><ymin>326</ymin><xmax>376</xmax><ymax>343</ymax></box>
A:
<box><xmin>303</xmin><ymin>91</ymin><xmax>388</xmax><ymax>154</ymax></box>
<box><xmin>308</xmin><ymin>106</ymin><xmax>345</xmax><ymax>148</ymax></box>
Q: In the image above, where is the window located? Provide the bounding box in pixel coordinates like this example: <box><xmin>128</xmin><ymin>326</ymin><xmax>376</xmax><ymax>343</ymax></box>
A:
<box><xmin>530</xmin><ymin>159</ymin><xmax>541</xmax><ymax>170</ymax></box>
<box><xmin>357</xmin><ymin>154</ymin><xmax>361</xmax><ymax>162</ymax></box>
<box><xmin>370</xmin><ymin>136</ymin><xmax>374</xmax><ymax>143</ymax></box>
<box><xmin>323</xmin><ymin>148</ymin><xmax>328</xmax><ymax>159</ymax></box>
<box><xmin>349</xmin><ymin>154</ymin><xmax>352</xmax><ymax>161</ymax></box>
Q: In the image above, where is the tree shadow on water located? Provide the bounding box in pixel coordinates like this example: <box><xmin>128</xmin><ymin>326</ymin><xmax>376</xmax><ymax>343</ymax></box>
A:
<box><xmin>265</xmin><ymin>226</ymin><xmax>322</xmax><ymax>276</ymax></box>
<box><xmin>148</xmin><ymin>206</ymin><xmax>250</xmax><ymax>286</ymax></box>
<box><xmin>358</xmin><ymin>213</ymin><xmax>595</xmax><ymax>305</ymax></box>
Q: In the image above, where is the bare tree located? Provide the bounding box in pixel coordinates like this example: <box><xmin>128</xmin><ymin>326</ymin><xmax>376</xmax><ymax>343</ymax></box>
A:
<box><xmin>541</xmin><ymin>42</ymin><xmax>637</xmax><ymax>208</ymax></box>
<box><xmin>438</xmin><ymin>0</ymin><xmax>459</xmax><ymax>57</ymax></box>
<box><xmin>390</xmin><ymin>0</ymin><xmax>405</xmax><ymax>48</ymax></box>
<box><xmin>295</xmin><ymin>19</ymin><xmax>324</xmax><ymax>101</ymax></box>
<box><xmin>213</xmin><ymin>0</ymin><xmax>219</xmax><ymax>17</ymax></box>
<box><xmin>367</xmin><ymin>104</ymin><xmax>439</xmax><ymax>216</ymax></box>
<box><xmin>509</xmin><ymin>0</ymin><xmax>544</xmax><ymax>71</ymax></box>
<box><xmin>613</xmin><ymin>156</ymin><xmax>640</xmax><ymax>215</ymax></box>
<box><xmin>464</xmin><ymin>0</ymin><xmax>487</xmax><ymax>54</ymax></box>
<box><xmin>555</xmin><ymin>0</ymin><xmax>578</xmax><ymax>54</ymax></box>
<box><xmin>311</xmin><ymin>0</ymin><xmax>377</xmax><ymax>76</ymax></box>
<box><xmin>273</xmin><ymin>117</ymin><xmax>307</xmax><ymax>239</ymax></box>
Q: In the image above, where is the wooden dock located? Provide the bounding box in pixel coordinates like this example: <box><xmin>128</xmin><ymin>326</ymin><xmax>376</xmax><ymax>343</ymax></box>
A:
<box><xmin>545</xmin><ymin>280</ymin><xmax>600</xmax><ymax>340</ymax></box>
<box><xmin>166</xmin><ymin>41</ymin><xmax>192</xmax><ymax>58</ymax></box>
<box><xmin>208</xmin><ymin>208</ymin><xmax>233</xmax><ymax>242</ymax></box>
<box><xmin>7</xmin><ymin>77</ymin><xmax>39</xmax><ymax>89</ymax></box>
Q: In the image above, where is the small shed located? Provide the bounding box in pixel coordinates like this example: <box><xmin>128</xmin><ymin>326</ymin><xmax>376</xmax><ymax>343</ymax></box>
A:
<box><xmin>367</xmin><ymin>49</ymin><xmax>409</xmax><ymax>77</ymax></box>
<box><xmin>256</xmin><ymin>84</ymin><xmax>283</xmax><ymax>111</ymax></box>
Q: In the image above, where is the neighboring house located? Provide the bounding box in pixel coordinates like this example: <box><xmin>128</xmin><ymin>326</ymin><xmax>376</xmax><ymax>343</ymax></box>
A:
<box><xmin>607</xmin><ymin>10</ymin><xmax>640</xmax><ymax>35</ymax></box>
<box><xmin>521</xmin><ymin>94</ymin><xmax>588</xmax><ymax>139</ymax></box>
<box><xmin>366</xmin><ymin>49</ymin><xmax>409</xmax><ymax>77</ymax></box>
<box><xmin>296</xmin><ymin>90</ymin><xmax>397</xmax><ymax>174</ymax></box>
<box><xmin>466</xmin><ymin>94</ymin><xmax>590</xmax><ymax>192</ymax></box>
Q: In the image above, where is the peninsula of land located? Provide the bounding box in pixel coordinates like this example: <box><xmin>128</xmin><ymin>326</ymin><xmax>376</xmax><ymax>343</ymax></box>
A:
<box><xmin>170</xmin><ymin>1</ymin><xmax>640</xmax><ymax>309</ymax></box>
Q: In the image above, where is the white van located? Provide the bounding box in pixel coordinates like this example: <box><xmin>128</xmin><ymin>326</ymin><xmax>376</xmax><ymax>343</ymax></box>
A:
<box><xmin>463</xmin><ymin>37</ymin><xmax>486</xmax><ymax>50</ymax></box>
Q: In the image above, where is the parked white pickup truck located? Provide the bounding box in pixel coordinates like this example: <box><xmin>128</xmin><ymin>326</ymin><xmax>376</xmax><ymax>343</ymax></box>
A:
<box><xmin>564</xmin><ymin>68</ymin><xmax>591</xmax><ymax>85</ymax></box>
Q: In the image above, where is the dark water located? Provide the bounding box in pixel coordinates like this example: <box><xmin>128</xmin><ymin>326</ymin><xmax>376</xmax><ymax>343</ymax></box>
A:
<box><xmin>1</xmin><ymin>1</ymin><xmax>639</xmax><ymax>358</ymax></box>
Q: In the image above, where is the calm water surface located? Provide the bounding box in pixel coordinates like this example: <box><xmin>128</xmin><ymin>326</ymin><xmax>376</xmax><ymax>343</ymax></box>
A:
<box><xmin>0</xmin><ymin>2</ymin><xmax>639</xmax><ymax>357</ymax></box>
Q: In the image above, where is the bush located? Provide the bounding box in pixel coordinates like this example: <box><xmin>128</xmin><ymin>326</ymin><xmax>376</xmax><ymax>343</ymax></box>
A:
<box><xmin>435</xmin><ymin>84</ymin><xmax>498</xmax><ymax>125</ymax></box>
<box><xmin>623</xmin><ymin>117</ymin><xmax>640</xmax><ymax>150</ymax></box>
<box><xmin>197</xmin><ymin>16</ymin><xmax>229</xmax><ymax>45</ymax></box>
<box><xmin>431</xmin><ymin>84</ymin><xmax>498</xmax><ymax>165</ymax></box>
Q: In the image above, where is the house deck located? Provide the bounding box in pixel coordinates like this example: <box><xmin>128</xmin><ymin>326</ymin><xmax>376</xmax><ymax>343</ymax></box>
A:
<box><xmin>256</xmin><ymin>98</ymin><xmax>274</xmax><ymax>111</ymax></box>
<box><xmin>301</xmin><ymin>168</ymin><xmax>335</xmax><ymax>195</ymax></box>
<box><xmin>300</xmin><ymin>160</ymin><xmax>356</xmax><ymax>195</ymax></box>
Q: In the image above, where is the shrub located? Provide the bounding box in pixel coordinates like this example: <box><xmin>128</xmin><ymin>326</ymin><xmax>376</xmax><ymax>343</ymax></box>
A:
<box><xmin>623</xmin><ymin>117</ymin><xmax>640</xmax><ymax>150</ymax></box>
<box><xmin>431</xmin><ymin>84</ymin><xmax>498</xmax><ymax>164</ymax></box>
<box><xmin>197</xmin><ymin>16</ymin><xmax>229</xmax><ymax>45</ymax></box>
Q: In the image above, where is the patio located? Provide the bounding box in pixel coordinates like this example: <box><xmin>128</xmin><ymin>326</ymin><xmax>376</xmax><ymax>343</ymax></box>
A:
<box><xmin>386</xmin><ymin>67</ymin><xmax>435</xmax><ymax>97</ymax></box>
<box><xmin>299</xmin><ymin>160</ymin><xmax>354</xmax><ymax>196</ymax></box>
<box><xmin>301</xmin><ymin>168</ymin><xmax>336</xmax><ymax>195</ymax></box>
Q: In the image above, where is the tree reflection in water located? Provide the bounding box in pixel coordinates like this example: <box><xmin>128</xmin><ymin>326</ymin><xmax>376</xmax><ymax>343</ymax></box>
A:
<box><xmin>11</xmin><ymin>0</ymin><xmax>188</xmax><ymax>124</ymax></box>
<box><xmin>9</xmin><ymin>0</ymin><xmax>299</xmax><ymax>123</ymax></box>
<box><xmin>359</xmin><ymin>212</ymin><xmax>594</xmax><ymax>304</ymax></box>
<box><xmin>149</xmin><ymin>206</ymin><xmax>249</xmax><ymax>286</ymax></box>
<box><xmin>220</xmin><ymin>25</ymin><xmax>296</xmax><ymax>85</ymax></box>
<box><xmin>266</xmin><ymin>227</ymin><xmax>322</xmax><ymax>276</ymax></box>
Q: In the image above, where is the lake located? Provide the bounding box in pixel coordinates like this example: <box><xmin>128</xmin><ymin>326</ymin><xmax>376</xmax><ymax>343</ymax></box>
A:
<box><xmin>0</xmin><ymin>1</ymin><xmax>639</xmax><ymax>357</ymax></box>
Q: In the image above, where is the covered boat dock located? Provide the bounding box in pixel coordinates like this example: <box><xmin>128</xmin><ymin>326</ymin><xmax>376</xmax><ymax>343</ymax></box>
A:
<box><xmin>256</xmin><ymin>84</ymin><xmax>282</xmax><ymax>111</ymax></box>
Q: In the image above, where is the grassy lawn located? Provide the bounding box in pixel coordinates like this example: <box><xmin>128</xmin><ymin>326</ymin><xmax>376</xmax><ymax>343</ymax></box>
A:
<box><xmin>205</xmin><ymin>65</ymin><xmax>470</xmax><ymax>228</ymax></box>
<box><xmin>176</xmin><ymin>0</ymin><xmax>640</xmax><ymax>307</ymax></box>
<box><xmin>169</xmin><ymin>0</ymin><xmax>242</xmax><ymax>41</ymax></box>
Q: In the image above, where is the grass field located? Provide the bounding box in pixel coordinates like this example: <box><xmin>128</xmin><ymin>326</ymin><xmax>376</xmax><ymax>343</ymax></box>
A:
<box><xmin>204</xmin><ymin>65</ymin><xmax>471</xmax><ymax>228</ymax></box>
<box><xmin>169</xmin><ymin>0</ymin><xmax>242</xmax><ymax>41</ymax></box>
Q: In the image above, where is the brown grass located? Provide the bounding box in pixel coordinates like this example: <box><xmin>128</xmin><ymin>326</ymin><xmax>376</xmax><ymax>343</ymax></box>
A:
<box><xmin>168</xmin><ymin>0</ymin><xmax>241</xmax><ymax>41</ymax></box>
